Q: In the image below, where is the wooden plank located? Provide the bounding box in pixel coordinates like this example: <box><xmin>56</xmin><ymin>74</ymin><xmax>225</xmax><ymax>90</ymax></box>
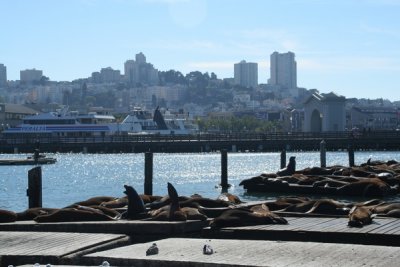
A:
<box><xmin>367</xmin><ymin>218</ymin><xmax>400</xmax><ymax>234</ymax></box>
<box><xmin>0</xmin><ymin>231</ymin><xmax>128</xmax><ymax>267</ymax></box>
<box><xmin>82</xmin><ymin>238</ymin><xmax>400</xmax><ymax>267</ymax></box>
<box><xmin>291</xmin><ymin>217</ymin><xmax>337</xmax><ymax>231</ymax></box>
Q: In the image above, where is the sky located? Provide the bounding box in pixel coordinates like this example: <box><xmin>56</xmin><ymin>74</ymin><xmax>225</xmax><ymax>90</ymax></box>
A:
<box><xmin>1</xmin><ymin>0</ymin><xmax>400</xmax><ymax>100</ymax></box>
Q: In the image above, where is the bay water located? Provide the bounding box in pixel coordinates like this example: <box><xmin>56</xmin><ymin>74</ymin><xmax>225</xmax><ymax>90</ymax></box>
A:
<box><xmin>1</xmin><ymin>151</ymin><xmax>399</xmax><ymax>212</ymax></box>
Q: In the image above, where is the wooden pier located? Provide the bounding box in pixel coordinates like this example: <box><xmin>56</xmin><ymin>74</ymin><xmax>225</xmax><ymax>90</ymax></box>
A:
<box><xmin>1</xmin><ymin>216</ymin><xmax>400</xmax><ymax>266</ymax></box>
<box><xmin>2</xmin><ymin>130</ymin><xmax>400</xmax><ymax>153</ymax></box>
<box><xmin>0</xmin><ymin>231</ymin><xmax>128</xmax><ymax>266</ymax></box>
<box><xmin>83</xmin><ymin>238</ymin><xmax>400</xmax><ymax>267</ymax></box>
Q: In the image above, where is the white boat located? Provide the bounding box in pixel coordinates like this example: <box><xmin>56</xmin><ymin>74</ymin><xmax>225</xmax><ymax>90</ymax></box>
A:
<box><xmin>2</xmin><ymin>107</ymin><xmax>198</xmax><ymax>137</ymax></box>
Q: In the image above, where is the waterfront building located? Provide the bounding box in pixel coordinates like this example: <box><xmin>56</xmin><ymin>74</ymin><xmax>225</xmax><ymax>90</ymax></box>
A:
<box><xmin>234</xmin><ymin>60</ymin><xmax>258</xmax><ymax>88</ymax></box>
<box><xmin>20</xmin><ymin>69</ymin><xmax>43</xmax><ymax>83</ymax></box>
<box><xmin>0</xmin><ymin>64</ymin><xmax>7</xmax><ymax>87</ymax></box>
<box><xmin>0</xmin><ymin>103</ymin><xmax>39</xmax><ymax>129</ymax></box>
<box><xmin>348</xmin><ymin>106</ymin><xmax>399</xmax><ymax>130</ymax></box>
<box><xmin>303</xmin><ymin>92</ymin><xmax>346</xmax><ymax>132</ymax></box>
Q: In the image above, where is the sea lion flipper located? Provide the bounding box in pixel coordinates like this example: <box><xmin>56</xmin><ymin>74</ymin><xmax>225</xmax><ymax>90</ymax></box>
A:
<box><xmin>167</xmin><ymin>182</ymin><xmax>179</xmax><ymax>201</ymax></box>
<box><xmin>167</xmin><ymin>182</ymin><xmax>181</xmax><ymax>219</ymax></box>
<box><xmin>123</xmin><ymin>184</ymin><xmax>146</xmax><ymax>219</ymax></box>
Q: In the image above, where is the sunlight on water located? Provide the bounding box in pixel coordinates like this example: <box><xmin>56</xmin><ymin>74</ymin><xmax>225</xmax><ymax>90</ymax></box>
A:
<box><xmin>0</xmin><ymin>151</ymin><xmax>399</xmax><ymax>211</ymax></box>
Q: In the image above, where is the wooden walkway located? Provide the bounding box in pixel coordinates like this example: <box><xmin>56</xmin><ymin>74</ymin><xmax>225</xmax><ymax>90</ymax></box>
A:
<box><xmin>203</xmin><ymin>216</ymin><xmax>400</xmax><ymax>246</ymax></box>
<box><xmin>82</xmin><ymin>237</ymin><xmax>400</xmax><ymax>267</ymax></box>
<box><xmin>0</xmin><ymin>231</ymin><xmax>128</xmax><ymax>267</ymax></box>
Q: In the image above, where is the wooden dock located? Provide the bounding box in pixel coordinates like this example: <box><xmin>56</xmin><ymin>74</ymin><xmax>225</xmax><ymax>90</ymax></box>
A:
<box><xmin>0</xmin><ymin>231</ymin><xmax>128</xmax><ymax>267</ymax></box>
<box><xmin>82</xmin><ymin>237</ymin><xmax>400</xmax><ymax>267</ymax></box>
<box><xmin>203</xmin><ymin>216</ymin><xmax>400</xmax><ymax>246</ymax></box>
<box><xmin>2</xmin><ymin>217</ymin><xmax>400</xmax><ymax>266</ymax></box>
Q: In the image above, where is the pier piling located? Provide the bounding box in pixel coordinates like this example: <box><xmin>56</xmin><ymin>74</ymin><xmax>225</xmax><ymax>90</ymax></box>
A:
<box><xmin>220</xmin><ymin>149</ymin><xmax>229</xmax><ymax>189</ymax></box>
<box><xmin>348</xmin><ymin>145</ymin><xmax>355</xmax><ymax>167</ymax></box>
<box><xmin>280</xmin><ymin>149</ymin><xmax>286</xmax><ymax>169</ymax></box>
<box><xmin>27</xmin><ymin>166</ymin><xmax>42</xmax><ymax>208</ymax></box>
<box><xmin>144</xmin><ymin>152</ymin><xmax>153</xmax><ymax>195</ymax></box>
<box><xmin>320</xmin><ymin>140</ymin><xmax>326</xmax><ymax>168</ymax></box>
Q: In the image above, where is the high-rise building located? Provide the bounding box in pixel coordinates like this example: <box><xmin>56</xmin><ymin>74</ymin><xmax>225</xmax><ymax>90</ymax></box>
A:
<box><xmin>0</xmin><ymin>64</ymin><xmax>7</xmax><ymax>87</ymax></box>
<box><xmin>268</xmin><ymin>51</ymin><xmax>297</xmax><ymax>89</ymax></box>
<box><xmin>20</xmin><ymin>69</ymin><xmax>43</xmax><ymax>83</ymax></box>
<box><xmin>100</xmin><ymin>67</ymin><xmax>121</xmax><ymax>83</ymax></box>
<box><xmin>124</xmin><ymin>52</ymin><xmax>159</xmax><ymax>86</ymax></box>
<box><xmin>234</xmin><ymin>60</ymin><xmax>258</xmax><ymax>88</ymax></box>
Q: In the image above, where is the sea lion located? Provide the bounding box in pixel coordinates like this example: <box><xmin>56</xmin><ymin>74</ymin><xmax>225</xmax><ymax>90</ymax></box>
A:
<box><xmin>209</xmin><ymin>204</ymin><xmax>287</xmax><ymax>228</ymax></box>
<box><xmin>34</xmin><ymin>206</ymin><xmax>116</xmax><ymax>222</ymax></box>
<box><xmin>217</xmin><ymin>193</ymin><xmax>242</xmax><ymax>204</ymax></box>
<box><xmin>296</xmin><ymin>166</ymin><xmax>336</xmax><ymax>176</ymax></box>
<box><xmin>306</xmin><ymin>199</ymin><xmax>349</xmax><ymax>215</ymax></box>
<box><xmin>148</xmin><ymin>183</ymin><xmax>186</xmax><ymax>221</ymax></box>
<box><xmin>100</xmin><ymin>196</ymin><xmax>128</xmax><ymax>209</ymax></box>
<box><xmin>239</xmin><ymin>175</ymin><xmax>267</xmax><ymax>188</ymax></box>
<box><xmin>277</xmin><ymin>156</ymin><xmax>296</xmax><ymax>176</ymax></box>
<box><xmin>181</xmin><ymin>207</ymin><xmax>208</xmax><ymax>221</ymax></box>
<box><xmin>16</xmin><ymin>207</ymin><xmax>58</xmax><ymax>221</ymax></box>
<box><xmin>122</xmin><ymin>185</ymin><xmax>147</xmax><ymax>219</ymax></box>
<box><xmin>348</xmin><ymin>206</ymin><xmax>374</xmax><ymax>227</ymax></box>
<box><xmin>336</xmin><ymin>178</ymin><xmax>392</xmax><ymax>197</ymax></box>
<box><xmin>64</xmin><ymin>196</ymin><xmax>117</xmax><ymax>208</ymax></box>
<box><xmin>0</xmin><ymin>209</ymin><xmax>17</xmax><ymax>223</ymax></box>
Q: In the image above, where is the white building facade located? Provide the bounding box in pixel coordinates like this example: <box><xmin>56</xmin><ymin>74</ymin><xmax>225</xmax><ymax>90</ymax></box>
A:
<box><xmin>234</xmin><ymin>60</ymin><xmax>258</xmax><ymax>88</ymax></box>
<box><xmin>268</xmin><ymin>51</ymin><xmax>297</xmax><ymax>90</ymax></box>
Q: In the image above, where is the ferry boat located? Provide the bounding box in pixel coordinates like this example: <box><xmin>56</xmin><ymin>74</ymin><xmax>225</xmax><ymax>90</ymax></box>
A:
<box><xmin>2</xmin><ymin>107</ymin><xmax>198</xmax><ymax>137</ymax></box>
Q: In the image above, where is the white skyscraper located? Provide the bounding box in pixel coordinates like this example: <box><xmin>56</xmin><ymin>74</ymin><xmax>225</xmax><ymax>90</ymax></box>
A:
<box><xmin>268</xmin><ymin>51</ymin><xmax>297</xmax><ymax>89</ymax></box>
<box><xmin>234</xmin><ymin>60</ymin><xmax>258</xmax><ymax>88</ymax></box>
<box><xmin>0</xmin><ymin>64</ymin><xmax>7</xmax><ymax>87</ymax></box>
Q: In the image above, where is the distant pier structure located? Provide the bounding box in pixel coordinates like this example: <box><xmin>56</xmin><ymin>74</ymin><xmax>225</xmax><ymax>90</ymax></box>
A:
<box><xmin>303</xmin><ymin>92</ymin><xmax>346</xmax><ymax>132</ymax></box>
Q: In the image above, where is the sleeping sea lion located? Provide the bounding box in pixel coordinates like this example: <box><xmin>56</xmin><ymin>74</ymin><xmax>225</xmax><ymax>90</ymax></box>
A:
<box><xmin>277</xmin><ymin>156</ymin><xmax>296</xmax><ymax>176</ymax></box>
<box><xmin>348</xmin><ymin>206</ymin><xmax>374</xmax><ymax>227</ymax></box>
<box><xmin>64</xmin><ymin>196</ymin><xmax>117</xmax><ymax>208</ymax></box>
<box><xmin>122</xmin><ymin>185</ymin><xmax>147</xmax><ymax>219</ymax></box>
<box><xmin>0</xmin><ymin>209</ymin><xmax>17</xmax><ymax>223</ymax></box>
<box><xmin>337</xmin><ymin>178</ymin><xmax>392</xmax><ymax>197</ymax></box>
<box><xmin>34</xmin><ymin>206</ymin><xmax>116</xmax><ymax>222</ymax></box>
<box><xmin>16</xmin><ymin>207</ymin><xmax>58</xmax><ymax>221</ymax></box>
<box><xmin>209</xmin><ymin>204</ymin><xmax>287</xmax><ymax>228</ymax></box>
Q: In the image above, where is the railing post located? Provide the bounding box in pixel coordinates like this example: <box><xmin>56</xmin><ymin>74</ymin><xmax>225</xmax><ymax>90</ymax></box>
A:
<box><xmin>220</xmin><ymin>149</ymin><xmax>229</xmax><ymax>189</ymax></box>
<box><xmin>348</xmin><ymin>145</ymin><xmax>355</xmax><ymax>167</ymax></box>
<box><xmin>280</xmin><ymin>149</ymin><xmax>286</xmax><ymax>169</ymax></box>
<box><xmin>27</xmin><ymin>166</ymin><xmax>42</xmax><ymax>208</ymax></box>
<box><xmin>144</xmin><ymin>152</ymin><xmax>153</xmax><ymax>195</ymax></box>
<box><xmin>320</xmin><ymin>140</ymin><xmax>326</xmax><ymax>168</ymax></box>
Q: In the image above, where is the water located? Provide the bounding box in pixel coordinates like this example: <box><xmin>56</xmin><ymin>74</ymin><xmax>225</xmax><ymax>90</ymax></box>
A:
<box><xmin>1</xmin><ymin>151</ymin><xmax>399</xmax><ymax>212</ymax></box>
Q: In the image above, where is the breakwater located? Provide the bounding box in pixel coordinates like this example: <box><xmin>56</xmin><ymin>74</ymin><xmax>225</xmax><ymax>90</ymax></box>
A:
<box><xmin>1</xmin><ymin>130</ymin><xmax>400</xmax><ymax>153</ymax></box>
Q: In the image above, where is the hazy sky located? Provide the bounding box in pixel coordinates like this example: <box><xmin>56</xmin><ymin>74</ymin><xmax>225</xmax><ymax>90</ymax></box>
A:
<box><xmin>1</xmin><ymin>0</ymin><xmax>400</xmax><ymax>100</ymax></box>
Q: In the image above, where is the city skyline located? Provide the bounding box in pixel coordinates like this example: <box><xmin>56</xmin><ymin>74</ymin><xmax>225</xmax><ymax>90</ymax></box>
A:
<box><xmin>1</xmin><ymin>0</ymin><xmax>400</xmax><ymax>100</ymax></box>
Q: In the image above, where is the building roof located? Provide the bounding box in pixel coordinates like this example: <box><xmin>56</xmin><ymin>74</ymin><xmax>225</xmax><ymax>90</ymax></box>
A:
<box><xmin>2</xmin><ymin>103</ymin><xmax>39</xmax><ymax>114</ymax></box>
<box><xmin>303</xmin><ymin>92</ymin><xmax>345</xmax><ymax>105</ymax></box>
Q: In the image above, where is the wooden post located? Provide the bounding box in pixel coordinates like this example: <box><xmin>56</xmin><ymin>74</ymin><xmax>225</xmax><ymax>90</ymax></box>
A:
<box><xmin>220</xmin><ymin>149</ymin><xmax>228</xmax><ymax>189</ymax></box>
<box><xmin>320</xmin><ymin>140</ymin><xmax>326</xmax><ymax>168</ymax></box>
<box><xmin>280</xmin><ymin>149</ymin><xmax>286</xmax><ymax>169</ymax></box>
<box><xmin>348</xmin><ymin>145</ymin><xmax>355</xmax><ymax>167</ymax></box>
<box><xmin>27</xmin><ymin>166</ymin><xmax>42</xmax><ymax>208</ymax></box>
<box><xmin>144</xmin><ymin>152</ymin><xmax>153</xmax><ymax>195</ymax></box>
